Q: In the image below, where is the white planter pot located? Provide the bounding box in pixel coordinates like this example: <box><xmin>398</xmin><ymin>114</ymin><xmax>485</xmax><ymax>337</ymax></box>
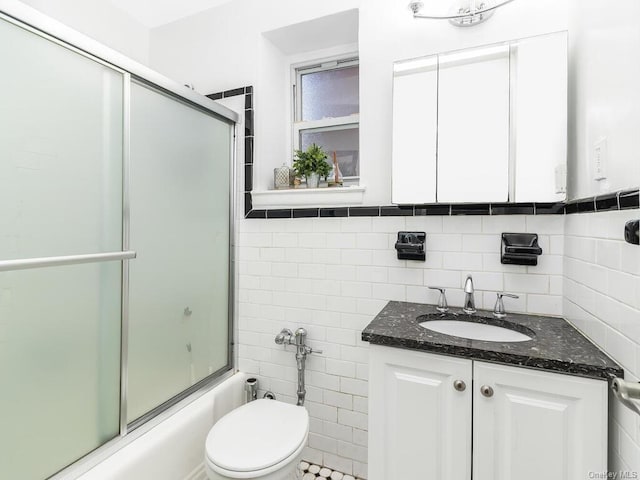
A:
<box><xmin>306</xmin><ymin>173</ymin><xmax>320</xmax><ymax>188</ymax></box>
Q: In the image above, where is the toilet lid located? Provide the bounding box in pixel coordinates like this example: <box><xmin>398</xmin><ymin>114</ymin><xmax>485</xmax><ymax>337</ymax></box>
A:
<box><xmin>206</xmin><ymin>399</ymin><xmax>309</xmax><ymax>473</ymax></box>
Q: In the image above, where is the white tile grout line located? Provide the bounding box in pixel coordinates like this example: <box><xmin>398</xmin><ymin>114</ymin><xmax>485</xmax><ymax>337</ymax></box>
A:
<box><xmin>300</xmin><ymin>462</ymin><xmax>364</xmax><ymax>480</ymax></box>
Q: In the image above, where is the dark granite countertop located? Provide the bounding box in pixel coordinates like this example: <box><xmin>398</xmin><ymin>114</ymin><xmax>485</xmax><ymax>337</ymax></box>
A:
<box><xmin>362</xmin><ymin>301</ymin><xmax>623</xmax><ymax>381</ymax></box>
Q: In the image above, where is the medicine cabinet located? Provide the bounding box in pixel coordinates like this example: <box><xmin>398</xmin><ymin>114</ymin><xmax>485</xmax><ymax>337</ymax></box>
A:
<box><xmin>392</xmin><ymin>31</ymin><xmax>567</xmax><ymax>204</ymax></box>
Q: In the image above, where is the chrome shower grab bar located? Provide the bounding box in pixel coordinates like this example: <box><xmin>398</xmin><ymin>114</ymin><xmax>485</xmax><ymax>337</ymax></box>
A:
<box><xmin>612</xmin><ymin>378</ymin><xmax>640</xmax><ymax>417</ymax></box>
<box><xmin>0</xmin><ymin>251</ymin><xmax>137</xmax><ymax>272</ymax></box>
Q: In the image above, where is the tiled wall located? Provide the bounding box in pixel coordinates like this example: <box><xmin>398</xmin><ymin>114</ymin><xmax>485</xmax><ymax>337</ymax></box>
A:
<box><xmin>563</xmin><ymin>209</ymin><xmax>640</xmax><ymax>474</ymax></box>
<box><xmin>236</xmin><ymin>213</ymin><xmax>565</xmax><ymax>478</ymax></box>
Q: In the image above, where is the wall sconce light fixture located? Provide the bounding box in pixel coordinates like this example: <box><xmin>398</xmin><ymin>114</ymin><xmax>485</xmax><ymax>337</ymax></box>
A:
<box><xmin>409</xmin><ymin>0</ymin><xmax>518</xmax><ymax>27</ymax></box>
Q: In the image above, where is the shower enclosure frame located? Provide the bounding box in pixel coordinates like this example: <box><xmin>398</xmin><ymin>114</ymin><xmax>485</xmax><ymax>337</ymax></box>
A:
<box><xmin>0</xmin><ymin>2</ymin><xmax>239</xmax><ymax>478</ymax></box>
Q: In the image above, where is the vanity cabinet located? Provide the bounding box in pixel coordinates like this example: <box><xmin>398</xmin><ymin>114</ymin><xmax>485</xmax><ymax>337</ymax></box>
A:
<box><xmin>368</xmin><ymin>345</ymin><xmax>607</xmax><ymax>480</ymax></box>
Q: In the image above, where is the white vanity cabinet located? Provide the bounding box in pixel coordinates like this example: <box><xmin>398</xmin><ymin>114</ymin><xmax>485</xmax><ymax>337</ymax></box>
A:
<box><xmin>368</xmin><ymin>345</ymin><xmax>608</xmax><ymax>480</ymax></box>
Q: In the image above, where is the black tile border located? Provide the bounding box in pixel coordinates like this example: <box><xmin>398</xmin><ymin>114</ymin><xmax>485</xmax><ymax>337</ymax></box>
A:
<box><xmin>242</xmin><ymin>191</ymin><xmax>637</xmax><ymax>220</ymax></box>
<box><xmin>565</xmin><ymin>188</ymin><xmax>639</xmax><ymax>215</ymax></box>
<box><xmin>451</xmin><ymin>204</ymin><xmax>490</xmax><ymax>216</ymax></box>
<box><xmin>206</xmin><ymin>86</ymin><xmax>638</xmax><ymax>221</ymax></box>
<box><xmin>206</xmin><ymin>86</ymin><xmax>254</xmax><ymax>216</ymax></box>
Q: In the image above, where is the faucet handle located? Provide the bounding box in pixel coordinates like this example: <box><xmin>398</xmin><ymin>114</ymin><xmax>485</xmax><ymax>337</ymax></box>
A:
<box><xmin>493</xmin><ymin>292</ymin><xmax>519</xmax><ymax>318</ymax></box>
<box><xmin>428</xmin><ymin>286</ymin><xmax>449</xmax><ymax>312</ymax></box>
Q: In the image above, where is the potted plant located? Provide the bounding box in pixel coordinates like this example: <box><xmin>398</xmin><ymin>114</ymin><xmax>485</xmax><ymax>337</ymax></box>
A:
<box><xmin>292</xmin><ymin>143</ymin><xmax>332</xmax><ymax>188</ymax></box>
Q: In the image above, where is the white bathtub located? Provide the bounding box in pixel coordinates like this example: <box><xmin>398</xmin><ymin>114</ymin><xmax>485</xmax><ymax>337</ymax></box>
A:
<box><xmin>78</xmin><ymin>373</ymin><xmax>248</xmax><ymax>480</ymax></box>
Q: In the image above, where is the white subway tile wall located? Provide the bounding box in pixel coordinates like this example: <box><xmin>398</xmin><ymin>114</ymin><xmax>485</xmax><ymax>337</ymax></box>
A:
<box><xmin>563</xmin><ymin>210</ymin><xmax>640</xmax><ymax>474</ymax></box>
<box><xmin>237</xmin><ymin>214</ymin><xmax>566</xmax><ymax>477</ymax></box>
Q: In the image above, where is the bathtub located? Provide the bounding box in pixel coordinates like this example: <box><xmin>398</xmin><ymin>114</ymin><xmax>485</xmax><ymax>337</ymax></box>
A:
<box><xmin>77</xmin><ymin>373</ymin><xmax>248</xmax><ymax>480</ymax></box>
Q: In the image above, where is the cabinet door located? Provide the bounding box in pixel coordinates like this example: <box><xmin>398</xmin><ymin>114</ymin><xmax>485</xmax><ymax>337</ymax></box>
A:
<box><xmin>513</xmin><ymin>31</ymin><xmax>567</xmax><ymax>202</ymax></box>
<box><xmin>392</xmin><ymin>57</ymin><xmax>438</xmax><ymax>204</ymax></box>
<box><xmin>473</xmin><ymin>362</ymin><xmax>607</xmax><ymax>480</ymax></box>
<box><xmin>437</xmin><ymin>45</ymin><xmax>510</xmax><ymax>203</ymax></box>
<box><xmin>369</xmin><ymin>345</ymin><xmax>472</xmax><ymax>480</ymax></box>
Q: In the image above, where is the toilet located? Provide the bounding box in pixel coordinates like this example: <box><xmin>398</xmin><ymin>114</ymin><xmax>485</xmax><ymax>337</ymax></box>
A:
<box><xmin>205</xmin><ymin>399</ymin><xmax>309</xmax><ymax>480</ymax></box>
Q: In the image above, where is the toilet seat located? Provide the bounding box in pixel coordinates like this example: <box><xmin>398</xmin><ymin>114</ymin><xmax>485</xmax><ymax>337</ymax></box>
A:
<box><xmin>205</xmin><ymin>399</ymin><xmax>309</xmax><ymax>477</ymax></box>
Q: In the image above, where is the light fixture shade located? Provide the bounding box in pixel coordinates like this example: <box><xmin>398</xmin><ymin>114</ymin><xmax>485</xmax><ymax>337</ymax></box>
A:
<box><xmin>409</xmin><ymin>0</ymin><xmax>518</xmax><ymax>26</ymax></box>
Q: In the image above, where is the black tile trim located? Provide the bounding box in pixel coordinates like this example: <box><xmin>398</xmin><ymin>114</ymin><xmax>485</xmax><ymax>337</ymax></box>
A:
<box><xmin>266</xmin><ymin>209</ymin><xmax>292</xmax><ymax>219</ymax></box>
<box><xmin>244</xmin><ymin>165</ymin><xmax>253</xmax><ymax>192</ymax></box>
<box><xmin>619</xmin><ymin>189</ymin><xmax>640</xmax><ymax>210</ymax></box>
<box><xmin>223</xmin><ymin>87</ymin><xmax>245</xmax><ymax>97</ymax></box>
<box><xmin>535</xmin><ymin>202</ymin><xmax>565</xmax><ymax>215</ymax></box>
<box><xmin>320</xmin><ymin>207</ymin><xmax>349</xmax><ymax>217</ymax></box>
<box><xmin>349</xmin><ymin>206</ymin><xmax>380</xmax><ymax>216</ymax></box>
<box><xmin>380</xmin><ymin>205</ymin><xmax>414</xmax><ymax>216</ymax></box>
<box><xmin>564</xmin><ymin>188</ymin><xmax>639</xmax><ymax>214</ymax></box>
<box><xmin>246</xmin><ymin>209</ymin><xmax>266</xmax><ymax>219</ymax></box>
<box><xmin>244</xmin><ymin>190</ymin><xmax>638</xmax><ymax>219</ymax></box>
<box><xmin>293</xmin><ymin>208</ymin><xmax>319</xmax><ymax>218</ymax></box>
<box><xmin>415</xmin><ymin>204</ymin><xmax>451</xmax><ymax>216</ymax></box>
<box><xmin>491</xmin><ymin>203</ymin><xmax>535</xmax><ymax>215</ymax></box>
<box><xmin>451</xmin><ymin>204</ymin><xmax>490</xmax><ymax>216</ymax></box>
<box><xmin>208</xmin><ymin>85</ymin><xmax>255</xmax><ymax>217</ymax></box>
<box><xmin>594</xmin><ymin>193</ymin><xmax>619</xmax><ymax>212</ymax></box>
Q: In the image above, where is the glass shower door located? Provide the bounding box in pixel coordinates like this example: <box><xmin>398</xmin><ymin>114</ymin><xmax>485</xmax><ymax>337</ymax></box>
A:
<box><xmin>127</xmin><ymin>82</ymin><xmax>232</xmax><ymax>423</ymax></box>
<box><xmin>0</xmin><ymin>16</ymin><xmax>124</xmax><ymax>480</ymax></box>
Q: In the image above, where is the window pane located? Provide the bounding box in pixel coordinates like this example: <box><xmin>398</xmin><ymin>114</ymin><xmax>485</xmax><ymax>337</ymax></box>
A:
<box><xmin>301</xmin><ymin>127</ymin><xmax>360</xmax><ymax>178</ymax></box>
<box><xmin>128</xmin><ymin>83</ymin><xmax>231</xmax><ymax>422</ymax></box>
<box><xmin>0</xmin><ymin>262</ymin><xmax>122</xmax><ymax>480</ymax></box>
<box><xmin>0</xmin><ymin>17</ymin><xmax>123</xmax><ymax>260</ymax></box>
<box><xmin>301</xmin><ymin>65</ymin><xmax>359</xmax><ymax>121</ymax></box>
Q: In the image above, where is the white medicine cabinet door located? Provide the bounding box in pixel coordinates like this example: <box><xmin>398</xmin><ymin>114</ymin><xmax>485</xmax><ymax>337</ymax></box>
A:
<box><xmin>513</xmin><ymin>31</ymin><xmax>568</xmax><ymax>202</ymax></box>
<box><xmin>472</xmin><ymin>362</ymin><xmax>607</xmax><ymax>480</ymax></box>
<box><xmin>392</xmin><ymin>57</ymin><xmax>438</xmax><ymax>204</ymax></box>
<box><xmin>437</xmin><ymin>45</ymin><xmax>510</xmax><ymax>203</ymax></box>
<box><xmin>368</xmin><ymin>345</ymin><xmax>472</xmax><ymax>480</ymax></box>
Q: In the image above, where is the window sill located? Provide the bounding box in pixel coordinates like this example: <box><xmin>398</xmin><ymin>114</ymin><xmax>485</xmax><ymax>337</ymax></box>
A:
<box><xmin>251</xmin><ymin>185</ymin><xmax>366</xmax><ymax>209</ymax></box>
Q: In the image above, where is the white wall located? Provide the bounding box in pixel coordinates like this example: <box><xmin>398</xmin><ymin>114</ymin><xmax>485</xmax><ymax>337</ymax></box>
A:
<box><xmin>237</xmin><ymin>213</ymin><xmax>565</xmax><ymax>478</ymax></box>
<box><xmin>564</xmin><ymin>0</ymin><xmax>640</xmax><ymax>471</ymax></box>
<box><xmin>150</xmin><ymin>0</ymin><xmax>568</xmax><ymax>205</ymax></box>
<box><xmin>563</xmin><ymin>210</ymin><xmax>640</xmax><ymax>474</ymax></box>
<box><xmin>567</xmin><ymin>0</ymin><xmax>640</xmax><ymax>199</ymax></box>
<box><xmin>16</xmin><ymin>0</ymin><xmax>150</xmax><ymax>64</ymax></box>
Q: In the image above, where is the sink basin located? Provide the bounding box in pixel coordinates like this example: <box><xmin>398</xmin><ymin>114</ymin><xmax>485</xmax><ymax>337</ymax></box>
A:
<box><xmin>418</xmin><ymin>313</ymin><xmax>533</xmax><ymax>343</ymax></box>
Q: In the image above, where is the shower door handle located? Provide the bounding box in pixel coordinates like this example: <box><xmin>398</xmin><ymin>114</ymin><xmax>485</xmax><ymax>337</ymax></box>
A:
<box><xmin>0</xmin><ymin>251</ymin><xmax>137</xmax><ymax>272</ymax></box>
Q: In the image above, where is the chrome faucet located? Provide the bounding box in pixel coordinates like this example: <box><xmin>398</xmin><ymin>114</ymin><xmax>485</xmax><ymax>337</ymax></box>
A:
<box><xmin>274</xmin><ymin>327</ymin><xmax>322</xmax><ymax>406</ymax></box>
<box><xmin>493</xmin><ymin>292</ymin><xmax>520</xmax><ymax>318</ymax></box>
<box><xmin>463</xmin><ymin>275</ymin><xmax>476</xmax><ymax>314</ymax></box>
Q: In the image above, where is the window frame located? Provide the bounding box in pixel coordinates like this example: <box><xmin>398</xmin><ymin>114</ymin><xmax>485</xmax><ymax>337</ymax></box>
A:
<box><xmin>292</xmin><ymin>56</ymin><xmax>360</xmax><ymax>183</ymax></box>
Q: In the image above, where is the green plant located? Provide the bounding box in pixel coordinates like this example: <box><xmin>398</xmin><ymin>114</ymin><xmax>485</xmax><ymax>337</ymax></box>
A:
<box><xmin>292</xmin><ymin>143</ymin><xmax>332</xmax><ymax>180</ymax></box>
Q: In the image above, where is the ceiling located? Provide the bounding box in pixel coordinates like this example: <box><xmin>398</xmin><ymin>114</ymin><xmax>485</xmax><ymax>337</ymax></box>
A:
<box><xmin>108</xmin><ymin>0</ymin><xmax>234</xmax><ymax>28</ymax></box>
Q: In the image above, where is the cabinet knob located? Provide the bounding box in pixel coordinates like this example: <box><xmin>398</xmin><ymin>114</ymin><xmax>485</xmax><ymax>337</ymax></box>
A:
<box><xmin>480</xmin><ymin>385</ymin><xmax>494</xmax><ymax>397</ymax></box>
<box><xmin>453</xmin><ymin>379</ymin><xmax>466</xmax><ymax>392</ymax></box>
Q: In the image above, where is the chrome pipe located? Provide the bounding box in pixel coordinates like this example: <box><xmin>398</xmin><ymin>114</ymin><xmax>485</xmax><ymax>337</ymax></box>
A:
<box><xmin>245</xmin><ymin>377</ymin><xmax>258</xmax><ymax>403</ymax></box>
<box><xmin>274</xmin><ymin>327</ymin><xmax>322</xmax><ymax>406</ymax></box>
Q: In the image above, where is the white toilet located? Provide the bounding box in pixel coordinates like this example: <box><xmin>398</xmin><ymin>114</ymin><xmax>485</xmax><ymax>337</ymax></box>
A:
<box><xmin>205</xmin><ymin>399</ymin><xmax>309</xmax><ymax>480</ymax></box>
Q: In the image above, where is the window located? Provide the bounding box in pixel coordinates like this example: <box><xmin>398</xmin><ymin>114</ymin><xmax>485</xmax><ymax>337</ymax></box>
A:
<box><xmin>293</xmin><ymin>58</ymin><xmax>360</xmax><ymax>182</ymax></box>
